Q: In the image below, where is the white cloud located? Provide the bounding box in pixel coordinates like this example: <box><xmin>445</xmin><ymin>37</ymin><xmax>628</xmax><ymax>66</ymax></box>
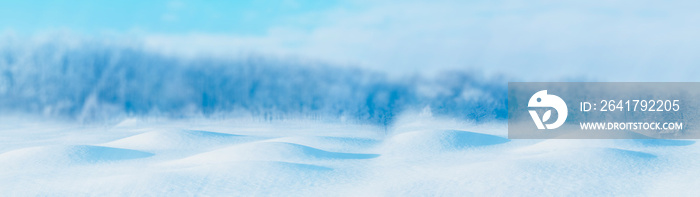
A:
<box><xmin>142</xmin><ymin>0</ymin><xmax>700</xmax><ymax>81</ymax></box>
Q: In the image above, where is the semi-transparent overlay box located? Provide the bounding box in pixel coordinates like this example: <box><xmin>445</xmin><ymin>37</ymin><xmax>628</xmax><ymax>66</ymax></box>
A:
<box><xmin>508</xmin><ymin>82</ymin><xmax>700</xmax><ymax>139</ymax></box>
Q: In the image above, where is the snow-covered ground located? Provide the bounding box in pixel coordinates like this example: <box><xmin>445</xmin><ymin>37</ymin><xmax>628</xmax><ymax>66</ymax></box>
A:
<box><xmin>0</xmin><ymin>114</ymin><xmax>697</xmax><ymax>196</ymax></box>
<box><xmin>2</xmin><ymin>1</ymin><xmax>699</xmax><ymax>195</ymax></box>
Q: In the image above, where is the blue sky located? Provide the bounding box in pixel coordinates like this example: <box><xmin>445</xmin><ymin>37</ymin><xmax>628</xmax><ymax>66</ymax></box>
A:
<box><xmin>0</xmin><ymin>0</ymin><xmax>339</xmax><ymax>35</ymax></box>
<box><xmin>2</xmin><ymin>0</ymin><xmax>700</xmax><ymax>81</ymax></box>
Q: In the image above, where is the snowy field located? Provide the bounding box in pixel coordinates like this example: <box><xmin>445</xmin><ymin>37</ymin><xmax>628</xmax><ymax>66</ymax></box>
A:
<box><xmin>2</xmin><ymin>1</ymin><xmax>700</xmax><ymax>195</ymax></box>
<box><xmin>1</xmin><ymin>114</ymin><xmax>697</xmax><ymax>196</ymax></box>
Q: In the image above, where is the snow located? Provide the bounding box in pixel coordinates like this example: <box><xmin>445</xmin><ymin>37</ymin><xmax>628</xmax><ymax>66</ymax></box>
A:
<box><xmin>0</xmin><ymin>115</ymin><xmax>698</xmax><ymax>196</ymax></box>
<box><xmin>0</xmin><ymin>39</ymin><xmax>696</xmax><ymax>195</ymax></box>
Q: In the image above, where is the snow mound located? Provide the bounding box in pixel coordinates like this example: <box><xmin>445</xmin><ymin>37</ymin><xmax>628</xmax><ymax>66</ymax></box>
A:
<box><xmin>1</xmin><ymin>118</ymin><xmax>697</xmax><ymax>196</ymax></box>
<box><xmin>517</xmin><ymin>138</ymin><xmax>695</xmax><ymax>154</ymax></box>
<box><xmin>0</xmin><ymin>145</ymin><xmax>153</xmax><ymax>170</ymax></box>
<box><xmin>184</xmin><ymin>160</ymin><xmax>334</xmax><ymax>172</ymax></box>
<box><xmin>171</xmin><ymin>141</ymin><xmax>379</xmax><ymax>165</ymax></box>
<box><xmin>383</xmin><ymin>130</ymin><xmax>510</xmax><ymax>153</ymax></box>
<box><xmin>103</xmin><ymin>129</ymin><xmax>259</xmax><ymax>152</ymax></box>
<box><xmin>265</xmin><ymin>136</ymin><xmax>380</xmax><ymax>152</ymax></box>
<box><xmin>538</xmin><ymin>147</ymin><xmax>658</xmax><ymax>160</ymax></box>
<box><xmin>601</xmin><ymin>148</ymin><xmax>657</xmax><ymax>159</ymax></box>
<box><xmin>632</xmin><ymin>139</ymin><xmax>696</xmax><ymax>146</ymax></box>
<box><xmin>515</xmin><ymin>139</ymin><xmax>612</xmax><ymax>153</ymax></box>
